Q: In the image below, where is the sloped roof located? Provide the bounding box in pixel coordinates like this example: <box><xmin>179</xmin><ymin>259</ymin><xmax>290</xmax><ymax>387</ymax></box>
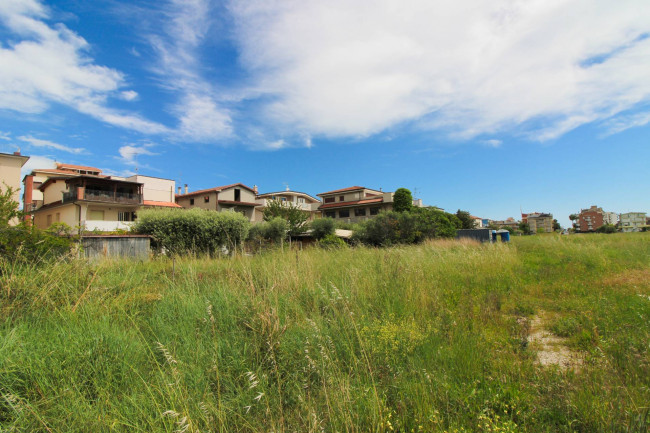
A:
<box><xmin>56</xmin><ymin>163</ymin><xmax>102</xmax><ymax>172</ymax></box>
<box><xmin>318</xmin><ymin>186</ymin><xmax>366</xmax><ymax>195</ymax></box>
<box><xmin>176</xmin><ymin>183</ymin><xmax>255</xmax><ymax>198</ymax></box>
<box><xmin>143</xmin><ymin>200</ymin><xmax>182</xmax><ymax>208</ymax></box>
<box><xmin>319</xmin><ymin>197</ymin><xmax>384</xmax><ymax>209</ymax></box>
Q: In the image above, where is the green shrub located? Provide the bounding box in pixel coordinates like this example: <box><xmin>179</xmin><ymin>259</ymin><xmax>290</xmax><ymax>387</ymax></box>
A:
<box><xmin>263</xmin><ymin>217</ymin><xmax>289</xmax><ymax>243</ymax></box>
<box><xmin>133</xmin><ymin>208</ymin><xmax>250</xmax><ymax>255</ymax></box>
<box><xmin>310</xmin><ymin>218</ymin><xmax>335</xmax><ymax>240</ymax></box>
<box><xmin>317</xmin><ymin>233</ymin><xmax>347</xmax><ymax>249</ymax></box>
<box><xmin>0</xmin><ymin>225</ymin><xmax>74</xmax><ymax>263</ymax></box>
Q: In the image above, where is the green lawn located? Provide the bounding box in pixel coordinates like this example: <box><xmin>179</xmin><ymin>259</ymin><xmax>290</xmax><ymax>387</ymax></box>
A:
<box><xmin>1</xmin><ymin>233</ymin><xmax>649</xmax><ymax>432</ymax></box>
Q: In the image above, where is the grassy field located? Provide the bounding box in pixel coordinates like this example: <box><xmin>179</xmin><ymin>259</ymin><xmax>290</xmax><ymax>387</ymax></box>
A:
<box><xmin>1</xmin><ymin>233</ymin><xmax>649</xmax><ymax>432</ymax></box>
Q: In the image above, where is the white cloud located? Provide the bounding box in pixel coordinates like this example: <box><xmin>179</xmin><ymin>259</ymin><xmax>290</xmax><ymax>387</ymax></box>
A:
<box><xmin>149</xmin><ymin>0</ymin><xmax>233</xmax><ymax>141</ymax></box>
<box><xmin>0</xmin><ymin>131</ymin><xmax>11</xmax><ymax>141</ymax></box>
<box><xmin>603</xmin><ymin>111</ymin><xmax>650</xmax><ymax>135</ymax></box>
<box><xmin>482</xmin><ymin>139</ymin><xmax>502</xmax><ymax>148</ymax></box>
<box><xmin>118</xmin><ymin>142</ymin><xmax>157</xmax><ymax>165</ymax></box>
<box><xmin>18</xmin><ymin>135</ymin><xmax>85</xmax><ymax>154</ymax></box>
<box><xmin>119</xmin><ymin>90</ymin><xmax>139</xmax><ymax>101</ymax></box>
<box><xmin>0</xmin><ymin>0</ymin><xmax>167</xmax><ymax>134</ymax></box>
<box><xmin>230</xmin><ymin>0</ymin><xmax>650</xmax><ymax>140</ymax></box>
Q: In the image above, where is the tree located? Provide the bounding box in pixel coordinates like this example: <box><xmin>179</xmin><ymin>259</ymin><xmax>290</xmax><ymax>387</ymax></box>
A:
<box><xmin>0</xmin><ymin>184</ymin><xmax>21</xmax><ymax>226</ymax></box>
<box><xmin>553</xmin><ymin>219</ymin><xmax>562</xmax><ymax>231</ymax></box>
<box><xmin>455</xmin><ymin>210</ymin><xmax>475</xmax><ymax>229</ymax></box>
<box><xmin>310</xmin><ymin>218</ymin><xmax>335</xmax><ymax>240</ymax></box>
<box><xmin>596</xmin><ymin>224</ymin><xmax>617</xmax><ymax>234</ymax></box>
<box><xmin>519</xmin><ymin>221</ymin><xmax>532</xmax><ymax>235</ymax></box>
<box><xmin>393</xmin><ymin>188</ymin><xmax>413</xmax><ymax>213</ymax></box>
<box><xmin>263</xmin><ymin>199</ymin><xmax>309</xmax><ymax>236</ymax></box>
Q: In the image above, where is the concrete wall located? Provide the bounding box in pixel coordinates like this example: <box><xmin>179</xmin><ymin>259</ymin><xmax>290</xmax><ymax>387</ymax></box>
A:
<box><xmin>42</xmin><ymin>180</ymin><xmax>69</xmax><ymax>204</ymax></box>
<box><xmin>82</xmin><ymin>236</ymin><xmax>150</xmax><ymax>260</ymax></box>
<box><xmin>128</xmin><ymin>175</ymin><xmax>175</xmax><ymax>202</ymax></box>
<box><xmin>0</xmin><ymin>153</ymin><xmax>28</xmax><ymax>225</ymax></box>
<box><xmin>177</xmin><ymin>191</ymin><xmax>218</xmax><ymax>210</ymax></box>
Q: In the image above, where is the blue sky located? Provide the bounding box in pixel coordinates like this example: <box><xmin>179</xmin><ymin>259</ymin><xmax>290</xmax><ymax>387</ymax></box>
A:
<box><xmin>1</xmin><ymin>0</ymin><xmax>649</xmax><ymax>226</ymax></box>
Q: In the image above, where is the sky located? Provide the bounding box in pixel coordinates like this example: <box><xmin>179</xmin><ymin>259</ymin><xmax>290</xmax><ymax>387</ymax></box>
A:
<box><xmin>1</xmin><ymin>0</ymin><xmax>649</xmax><ymax>226</ymax></box>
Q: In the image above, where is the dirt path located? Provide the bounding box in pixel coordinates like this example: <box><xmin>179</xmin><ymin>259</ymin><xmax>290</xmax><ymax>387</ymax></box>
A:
<box><xmin>527</xmin><ymin>313</ymin><xmax>582</xmax><ymax>371</ymax></box>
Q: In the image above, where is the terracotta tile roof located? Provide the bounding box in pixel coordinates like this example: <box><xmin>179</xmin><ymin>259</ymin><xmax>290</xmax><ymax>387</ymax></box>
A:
<box><xmin>319</xmin><ymin>197</ymin><xmax>384</xmax><ymax>209</ymax></box>
<box><xmin>176</xmin><ymin>183</ymin><xmax>255</xmax><ymax>198</ymax></box>
<box><xmin>218</xmin><ymin>200</ymin><xmax>260</xmax><ymax>207</ymax></box>
<box><xmin>143</xmin><ymin>200</ymin><xmax>182</xmax><ymax>208</ymax></box>
<box><xmin>318</xmin><ymin>186</ymin><xmax>366</xmax><ymax>195</ymax></box>
<box><xmin>56</xmin><ymin>163</ymin><xmax>102</xmax><ymax>172</ymax></box>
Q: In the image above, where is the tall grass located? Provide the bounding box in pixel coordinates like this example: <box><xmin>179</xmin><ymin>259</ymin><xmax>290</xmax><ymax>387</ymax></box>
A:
<box><xmin>1</xmin><ymin>233</ymin><xmax>649</xmax><ymax>432</ymax></box>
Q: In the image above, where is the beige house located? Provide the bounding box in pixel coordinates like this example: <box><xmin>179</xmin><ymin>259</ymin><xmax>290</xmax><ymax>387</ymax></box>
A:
<box><xmin>317</xmin><ymin>186</ymin><xmax>397</xmax><ymax>222</ymax></box>
<box><xmin>524</xmin><ymin>212</ymin><xmax>554</xmax><ymax>233</ymax></box>
<box><xmin>254</xmin><ymin>188</ymin><xmax>321</xmax><ymax>222</ymax></box>
<box><xmin>175</xmin><ymin>183</ymin><xmax>259</xmax><ymax>222</ymax></box>
<box><xmin>0</xmin><ymin>151</ymin><xmax>29</xmax><ymax>225</ymax></box>
<box><xmin>619</xmin><ymin>212</ymin><xmax>647</xmax><ymax>232</ymax></box>
<box><xmin>25</xmin><ymin>163</ymin><xmax>178</xmax><ymax>231</ymax></box>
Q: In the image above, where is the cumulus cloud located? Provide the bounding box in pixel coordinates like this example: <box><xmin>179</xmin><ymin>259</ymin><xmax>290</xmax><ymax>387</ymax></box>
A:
<box><xmin>149</xmin><ymin>0</ymin><xmax>233</xmax><ymax>141</ymax></box>
<box><xmin>229</xmin><ymin>0</ymin><xmax>650</xmax><ymax>140</ymax></box>
<box><xmin>118</xmin><ymin>142</ymin><xmax>157</xmax><ymax>165</ymax></box>
<box><xmin>0</xmin><ymin>0</ymin><xmax>167</xmax><ymax>134</ymax></box>
<box><xmin>20</xmin><ymin>154</ymin><xmax>56</xmax><ymax>177</ymax></box>
<box><xmin>18</xmin><ymin>135</ymin><xmax>85</xmax><ymax>154</ymax></box>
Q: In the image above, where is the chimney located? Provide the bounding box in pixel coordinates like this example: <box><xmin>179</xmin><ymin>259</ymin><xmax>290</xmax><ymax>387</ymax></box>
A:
<box><xmin>177</xmin><ymin>186</ymin><xmax>181</xmax><ymax>194</ymax></box>
<box><xmin>13</xmin><ymin>151</ymin><xmax>21</xmax><ymax>156</ymax></box>
<box><xmin>253</xmin><ymin>185</ymin><xmax>258</xmax><ymax>194</ymax></box>
<box><xmin>379</xmin><ymin>187</ymin><xmax>382</xmax><ymax>192</ymax></box>
<box><xmin>23</xmin><ymin>175</ymin><xmax>33</xmax><ymax>222</ymax></box>
<box><xmin>184</xmin><ymin>184</ymin><xmax>188</xmax><ymax>194</ymax></box>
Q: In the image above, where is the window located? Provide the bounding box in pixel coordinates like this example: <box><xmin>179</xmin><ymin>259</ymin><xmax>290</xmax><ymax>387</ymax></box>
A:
<box><xmin>190</xmin><ymin>198</ymin><xmax>195</xmax><ymax>205</ymax></box>
<box><xmin>204</xmin><ymin>196</ymin><xmax>210</xmax><ymax>203</ymax></box>
<box><xmin>339</xmin><ymin>209</ymin><xmax>350</xmax><ymax>218</ymax></box>
<box><xmin>55</xmin><ymin>213</ymin><xmax>60</xmax><ymax>222</ymax></box>
<box><xmin>118</xmin><ymin>212</ymin><xmax>135</xmax><ymax>222</ymax></box>
<box><xmin>324</xmin><ymin>197</ymin><xmax>335</xmax><ymax>203</ymax></box>
<box><xmin>46</xmin><ymin>214</ymin><xmax>52</xmax><ymax>226</ymax></box>
<box><xmin>280</xmin><ymin>197</ymin><xmax>287</xmax><ymax>202</ymax></box>
<box><xmin>339</xmin><ymin>195</ymin><xmax>345</xmax><ymax>201</ymax></box>
<box><xmin>325</xmin><ymin>211</ymin><xmax>336</xmax><ymax>218</ymax></box>
<box><xmin>355</xmin><ymin>208</ymin><xmax>366</xmax><ymax>217</ymax></box>
<box><xmin>89</xmin><ymin>210</ymin><xmax>104</xmax><ymax>220</ymax></box>
<box><xmin>234</xmin><ymin>189</ymin><xmax>241</xmax><ymax>202</ymax></box>
<box><xmin>297</xmin><ymin>197</ymin><xmax>305</xmax><ymax>203</ymax></box>
<box><xmin>369</xmin><ymin>207</ymin><xmax>380</xmax><ymax>216</ymax></box>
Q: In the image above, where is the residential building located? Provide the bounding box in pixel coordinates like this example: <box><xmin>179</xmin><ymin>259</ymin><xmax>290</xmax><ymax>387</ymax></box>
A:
<box><xmin>317</xmin><ymin>186</ymin><xmax>422</xmax><ymax>222</ymax></box>
<box><xmin>523</xmin><ymin>212</ymin><xmax>554</xmax><ymax>233</ymax></box>
<box><xmin>255</xmin><ymin>187</ymin><xmax>321</xmax><ymax>222</ymax></box>
<box><xmin>575</xmin><ymin>206</ymin><xmax>606</xmax><ymax>232</ymax></box>
<box><xmin>471</xmin><ymin>215</ymin><xmax>484</xmax><ymax>228</ymax></box>
<box><xmin>175</xmin><ymin>183</ymin><xmax>259</xmax><ymax>222</ymax></box>
<box><xmin>620</xmin><ymin>212</ymin><xmax>647</xmax><ymax>232</ymax></box>
<box><xmin>492</xmin><ymin>217</ymin><xmax>519</xmax><ymax>230</ymax></box>
<box><xmin>0</xmin><ymin>151</ymin><xmax>29</xmax><ymax>225</ymax></box>
<box><xmin>603</xmin><ymin>212</ymin><xmax>618</xmax><ymax>226</ymax></box>
<box><xmin>25</xmin><ymin>163</ymin><xmax>178</xmax><ymax>231</ymax></box>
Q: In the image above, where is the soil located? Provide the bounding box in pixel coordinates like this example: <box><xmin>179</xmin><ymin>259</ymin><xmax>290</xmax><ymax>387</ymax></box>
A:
<box><xmin>526</xmin><ymin>312</ymin><xmax>582</xmax><ymax>371</ymax></box>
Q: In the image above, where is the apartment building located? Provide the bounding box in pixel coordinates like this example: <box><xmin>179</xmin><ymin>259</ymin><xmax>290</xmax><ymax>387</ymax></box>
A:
<box><xmin>471</xmin><ymin>216</ymin><xmax>484</xmax><ymax>228</ymax></box>
<box><xmin>492</xmin><ymin>217</ymin><xmax>519</xmax><ymax>230</ymax></box>
<box><xmin>0</xmin><ymin>151</ymin><xmax>29</xmax><ymax>225</ymax></box>
<box><xmin>603</xmin><ymin>212</ymin><xmax>618</xmax><ymax>226</ymax></box>
<box><xmin>175</xmin><ymin>183</ymin><xmax>259</xmax><ymax>222</ymax></box>
<box><xmin>523</xmin><ymin>212</ymin><xmax>554</xmax><ymax>233</ymax></box>
<box><xmin>25</xmin><ymin>163</ymin><xmax>178</xmax><ymax>231</ymax></box>
<box><xmin>575</xmin><ymin>205</ymin><xmax>606</xmax><ymax>232</ymax></box>
<box><xmin>317</xmin><ymin>186</ymin><xmax>396</xmax><ymax>222</ymax></box>
<box><xmin>255</xmin><ymin>188</ymin><xmax>321</xmax><ymax>222</ymax></box>
<box><xmin>619</xmin><ymin>212</ymin><xmax>647</xmax><ymax>232</ymax></box>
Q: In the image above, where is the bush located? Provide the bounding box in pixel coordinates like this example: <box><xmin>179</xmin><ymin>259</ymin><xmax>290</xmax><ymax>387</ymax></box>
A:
<box><xmin>263</xmin><ymin>217</ymin><xmax>289</xmax><ymax>243</ymax></box>
<box><xmin>317</xmin><ymin>233</ymin><xmax>347</xmax><ymax>249</ymax></box>
<box><xmin>354</xmin><ymin>208</ymin><xmax>457</xmax><ymax>247</ymax></box>
<box><xmin>310</xmin><ymin>218</ymin><xmax>335</xmax><ymax>240</ymax></box>
<box><xmin>596</xmin><ymin>224</ymin><xmax>617</xmax><ymax>234</ymax></box>
<box><xmin>133</xmin><ymin>208</ymin><xmax>250</xmax><ymax>255</ymax></box>
<box><xmin>393</xmin><ymin>188</ymin><xmax>413</xmax><ymax>213</ymax></box>
<box><xmin>0</xmin><ymin>225</ymin><xmax>74</xmax><ymax>264</ymax></box>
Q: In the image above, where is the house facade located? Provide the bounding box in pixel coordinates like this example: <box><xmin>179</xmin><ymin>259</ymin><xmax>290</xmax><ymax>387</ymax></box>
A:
<box><xmin>492</xmin><ymin>217</ymin><xmax>519</xmax><ymax>230</ymax></box>
<box><xmin>254</xmin><ymin>188</ymin><xmax>321</xmax><ymax>222</ymax></box>
<box><xmin>0</xmin><ymin>151</ymin><xmax>29</xmax><ymax>225</ymax></box>
<box><xmin>25</xmin><ymin>163</ymin><xmax>178</xmax><ymax>231</ymax></box>
<box><xmin>619</xmin><ymin>212</ymin><xmax>647</xmax><ymax>232</ymax></box>
<box><xmin>576</xmin><ymin>206</ymin><xmax>606</xmax><ymax>232</ymax></box>
<box><xmin>523</xmin><ymin>212</ymin><xmax>554</xmax><ymax>233</ymax></box>
<box><xmin>175</xmin><ymin>183</ymin><xmax>259</xmax><ymax>222</ymax></box>
<box><xmin>317</xmin><ymin>186</ymin><xmax>395</xmax><ymax>222</ymax></box>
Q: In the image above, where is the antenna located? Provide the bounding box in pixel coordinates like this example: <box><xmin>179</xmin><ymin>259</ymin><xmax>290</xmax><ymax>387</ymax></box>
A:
<box><xmin>412</xmin><ymin>187</ymin><xmax>419</xmax><ymax>199</ymax></box>
<box><xmin>283</xmin><ymin>182</ymin><xmax>290</xmax><ymax>191</ymax></box>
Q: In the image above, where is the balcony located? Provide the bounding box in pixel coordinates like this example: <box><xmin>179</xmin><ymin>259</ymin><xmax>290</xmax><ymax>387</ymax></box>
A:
<box><xmin>63</xmin><ymin>188</ymin><xmax>142</xmax><ymax>205</ymax></box>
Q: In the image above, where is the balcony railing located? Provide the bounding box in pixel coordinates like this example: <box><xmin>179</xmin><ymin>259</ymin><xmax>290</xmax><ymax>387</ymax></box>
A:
<box><xmin>63</xmin><ymin>188</ymin><xmax>142</xmax><ymax>205</ymax></box>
